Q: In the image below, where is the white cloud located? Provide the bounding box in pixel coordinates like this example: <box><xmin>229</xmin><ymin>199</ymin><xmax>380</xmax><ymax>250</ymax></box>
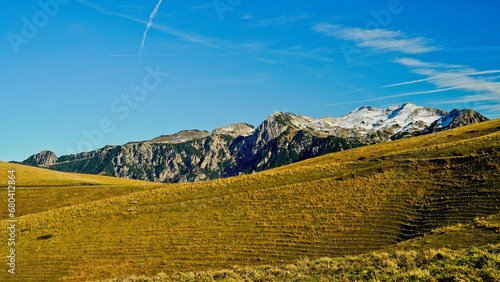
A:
<box><xmin>315</xmin><ymin>87</ymin><xmax>456</xmax><ymax>108</ymax></box>
<box><xmin>312</xmin><ymin>24</ymin><xmax>439</xmax><ymax>54</ymax></box>
<box><xmin>393</xmin><ymin>57</ymin><xmax>467</xmax><ymax>69</ymax></box>
<box><xmin>311</xmin><ymin>24</ymin><xmax>499</xmax><ymax>112</ymax></box>
<box><xmin>139</xmin><ymin>0</ymin><xmax>163</xmax><ymax>58</ymax></box>
<box><xmin>392</xmin><ymin>57</ymin><xmax>500</xmax><ymax>110</ymax></box>
<box><xmin>395</xmin><ymin>57</ymin><xmax>500</xmax><ymax>91</ymax></box>
<box><xmin>76</xmin><ymin>0</ymin><xmax>228</xmax><ymax>52</ymax></box>
<box><xmin>382</xmin><ymin>66</ymin><xmax>500</xmax><ymax>89</ymax></box>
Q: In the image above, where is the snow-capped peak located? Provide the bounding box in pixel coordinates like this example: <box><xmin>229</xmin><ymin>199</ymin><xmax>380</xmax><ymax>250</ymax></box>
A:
<box><xmin>334</xmin><ymin>103</ymin><xmax>446</xmax><ymax>133</ymax></box>
<box><xmin>263</xmin><ymin>104</ymin><xmax>451</xmax><ymax>137</ymax></box>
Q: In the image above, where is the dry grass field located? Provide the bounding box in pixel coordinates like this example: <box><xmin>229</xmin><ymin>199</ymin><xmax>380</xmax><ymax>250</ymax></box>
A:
<box><xmin>1</xmin><ymin>119</ymin><xmax>499</xmax><ymax>281</ymax></box>
<box><xmin>0</xmin><ymin>164</ymin><xmax>163</xmax><ymax>219</ymax></box>
<box><xmin>106</xmin><ymin>212</ymin><xmax>500</xmax><ymax>281</ymax></box>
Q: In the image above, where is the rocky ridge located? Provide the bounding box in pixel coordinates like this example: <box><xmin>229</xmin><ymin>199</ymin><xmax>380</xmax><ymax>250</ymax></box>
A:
<box><xmin>23</xmin><ymin>104</ymin><xmax>489</xmax><ymax>183</ymax></box>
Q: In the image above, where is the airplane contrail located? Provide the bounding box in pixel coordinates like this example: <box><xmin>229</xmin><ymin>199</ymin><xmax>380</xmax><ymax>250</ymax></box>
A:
<box><xmin>140</xmin><ymin>0</ymin><xmax>163</xmax><ymax>59</ymax></box>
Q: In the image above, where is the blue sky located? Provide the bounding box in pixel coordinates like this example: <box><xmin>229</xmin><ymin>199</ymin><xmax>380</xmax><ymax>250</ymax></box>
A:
<box><xmin>1</xmin><ymin>0</ymin><xmax>499</xmax><ymax>161</ymax></box>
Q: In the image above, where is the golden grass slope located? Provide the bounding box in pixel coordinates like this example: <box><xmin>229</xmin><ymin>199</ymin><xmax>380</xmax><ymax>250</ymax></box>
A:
<box><xmin>1</xmin><ymin>119</ymin><xmax>499</xmax><ymax>281</ymax></box>
<box><xmin>106</xmin><ymin>244</ymin><xmax>500</xmax><ymax>282</ymax></box>
<box><xmin>0</xmin><ymin>163</ymin><xmax>163</xmax><ymax>219</ymax></box>
<box><xmin>107</xmin><ymin>213</ymin><xmax>500</xmax><ymax>281</ymax></box>
<box><xmin>120</xmin><ymin>243</ymin><xmax>500</xmax><ymax>281</ymax></box>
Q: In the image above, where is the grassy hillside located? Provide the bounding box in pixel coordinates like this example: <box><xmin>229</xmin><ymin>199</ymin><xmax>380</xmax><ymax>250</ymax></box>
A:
<box><xmin>1</xmin><ymin>119</ymin><xmax>499</xmax><ymax>281</ymax></box>
<box><xmin>106</xmin><ymin>245</ymin><xmax>500</xmax><ymax>281</ymax></box>
<box><xmin>0</xmin><ymin>163</ymin><xmax>163</xmax><ymax>219</ymax></box>
<box><xmin>131</xmin><ymin>244</ymin><xmax>500</xmax><ymax>281</ymax></box>
<box><xmin>385</xmin><ymin>212</ymin><xmax>500</xmax><ymax>252</ymax></box>
<box><xmin>107</xmin><ymin>213</ymin><xmax>500</xmax><ymax>281</ymax></box>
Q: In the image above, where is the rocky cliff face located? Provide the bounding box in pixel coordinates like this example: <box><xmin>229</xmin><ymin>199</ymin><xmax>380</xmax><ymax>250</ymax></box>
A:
<box><xmin>212</xmin><ymin>123</ymin><xmax>255</xmax><ymax>138</ymax></box>
<box><xmin>49</xmin><ymin>135</ymin><xmax>235</xmax><ymax>183</ymax></box>
<box><xmin>23</xmin><ymin>104</ymin><xmax>489</xmax><ymax>183</ymax></box>
<box><xmin>23</xmin><ymin>150</ymin><xmax>58</xmax><ymax>167</ymax></box>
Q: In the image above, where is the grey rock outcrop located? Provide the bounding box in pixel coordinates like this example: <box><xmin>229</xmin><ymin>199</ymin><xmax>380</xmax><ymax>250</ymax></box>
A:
<box><xmin>23</xmin><ymin>150</ymin><xmax>58</xmax><ymax>167</ymax></box>
<box><xmin>22</xmin><ymin>104</ymin><xmax>489</xmax><ymax>183</ymax></box>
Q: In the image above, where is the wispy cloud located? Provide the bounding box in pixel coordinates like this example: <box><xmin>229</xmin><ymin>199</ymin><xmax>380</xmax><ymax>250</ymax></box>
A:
<box><xmin>311</xmin><ymin>23</ymin><xmax>499</xmax><ymax>112</ymax></box>
<box><xmin>330</xmin><ymin>59</ymin><xmax>500</xmax><ymax>112</ymax></box>
<box><xmin>78</xmin><ymin>1</ymin><xmax>339</xmax><ymax>65</ymax></box>
<box><xmin>396</xmin><ymin>57</ymin><xmax>500</xmax><ymax>92</ymax></box>
<box><xmin>76</xmin><ymin>0</ymin><xmax>228</xmax><ymax>52</ymax></box>
<box><xmin>139</xmin><ymin>0</ymin><xmax>163</xmax><ymax>58</ymax></box>
<box><xmin>381</xmin><ymin>64</ymin><xmax>500</xmax><ymax>88</ymax></box>
<box><xmin>393</xmin><ymin>57</ymin><xmax>500</xmax><ymax>110</ymax></box>
<box><xmin>250</xmin><ymin>14</ymin><xmax>311</xmax><ymax>27</ymax></box>
<box><xmin>315</xmin><ymin>87</ymin><xmax>455</xmax><ymax>108</ymax></box>
<box><xmin>393</xmin><ymin>57</ymin><xmax>467</xmax><ymax>69</ymax></box>
<box><xmin>106</xmin><ymin>45</ymin><xmax>336</xmax><ymax>64</ymax></box>
<box><xmin>312</xmin><ymin>24</ymin><xmax>439</xmax><ymax>54</ymax></box>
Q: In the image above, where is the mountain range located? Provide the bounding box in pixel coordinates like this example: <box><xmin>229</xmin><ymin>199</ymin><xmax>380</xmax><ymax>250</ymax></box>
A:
<box><xmin>23</xmin><ymin>103</ymin><xmax>488</xmax><ymax>183</ymax></box>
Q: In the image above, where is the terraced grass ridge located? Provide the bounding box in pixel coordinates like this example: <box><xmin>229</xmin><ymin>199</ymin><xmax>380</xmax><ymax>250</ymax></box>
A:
<box><xmin>107</xmin><ymin>213</ymin><xmax>500</xmax><ymax>281</ymax></box>
<box><xmin>106</xmin><ymin>244</ymin><xmax>500</xmax><ymax>282</ymax></box>
<box><xmin>1</xmin><ymin>118</ymin><xmax>500</xmax><ymax>281</ymax></box>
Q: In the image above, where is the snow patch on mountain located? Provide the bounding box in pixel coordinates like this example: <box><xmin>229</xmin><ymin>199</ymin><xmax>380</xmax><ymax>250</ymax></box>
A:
<box><xmin>334</xmin><ymin>103</ymin><xmax>446</xmax><ymax>133</ymax></box>
<box><xmin>275</xmin><ymin>103</ymin><xmax>449</xmax><ymax>136</ymax></box>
